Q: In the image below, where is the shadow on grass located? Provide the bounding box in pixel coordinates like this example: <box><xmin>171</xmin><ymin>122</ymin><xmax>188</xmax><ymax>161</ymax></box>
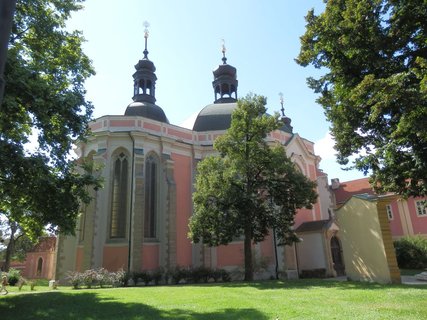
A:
<box><xmin>0</xmin><ymin>291</ymin><xmax>268</xmax><ymax>320</ymax></box>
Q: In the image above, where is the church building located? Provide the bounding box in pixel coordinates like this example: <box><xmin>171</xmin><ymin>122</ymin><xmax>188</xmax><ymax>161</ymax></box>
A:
<box><xmin>54</xmin><ymin>31</ymin><xmax>340</xmax><ymax>281</ymax></box>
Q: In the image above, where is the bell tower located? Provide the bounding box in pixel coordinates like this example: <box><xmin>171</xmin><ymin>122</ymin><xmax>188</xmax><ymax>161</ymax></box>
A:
<box><xmin>212</xmin><ymin>41</ymin><xmax>238</xmax><ymax>104</ymax></box>
<box><xmin>125</xmin><ymin>22</ymin><xmax>168</xmax><ymax>123</ymax></box>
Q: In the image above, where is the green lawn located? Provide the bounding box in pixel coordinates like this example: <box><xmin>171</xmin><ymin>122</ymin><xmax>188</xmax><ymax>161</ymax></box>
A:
<box><xmin>0</xmin><ymin>280</ymin><xmax>426</xmax><ymax>320</ymax></box>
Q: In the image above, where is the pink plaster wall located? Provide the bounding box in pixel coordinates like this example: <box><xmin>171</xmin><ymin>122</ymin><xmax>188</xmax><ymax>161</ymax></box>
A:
<box><xmin>23</xmin><ymin>252</ymin><xmax>55</xmax><ymax>279</ymax></box>
<box><xmin>308</xmin><ymin>164</ymin><xmax>316</xmax><ymax>180</ymax></box>
<box><xmin>260</xmin><ymin>234</ymin><xmax>274</xmax><ymax>263</ymax></box>
<box><xmin>103</xmin><ymin>246</ymin><xmax>128</xmax><ymax>271</ymax></box>
<box><xmin>407</xmin><ymin>198</ymin><xmax>427</xmax><ymax>235</ymax></box>
<box><xmin>217</xmin><ymin>243</ymin><xmax>244</xmax><ymax>267</ymax></box>
<box><xmin>143</xmin><ymin>122</ymin><xmax>161</xmax><ymax>132</ymax></box>
<box><xmin>313</xmin><ymin>201</ymin><xmax>322</xmax><ymax>221</ymax></box>
<box><xmin>172</xmin><ymin>153</ymin><xmax>193</xmax><ymax>266</ymax></box>
<box><xmin>142</xmin><ymin>244</ymin><xmax>160</xmax><ymax>270</ymax></box>
<box><xmin>294</xmin><ymin>208</ymin><xmax>313</xmax><ymax>229</ymax></box>
<box><xmin>110</xmin><ymin>120</ymin><xmax>135</xmax><ymax>127</ymax></box>
<box><xmin>168</xmin><ymin>128</ymin><xmax>192</xmax><ymax>140</ymax></box>
<box><xmin>75</xmin><ymin>247</ymin><xmax>84</xmax><ymax>272</ymax></box>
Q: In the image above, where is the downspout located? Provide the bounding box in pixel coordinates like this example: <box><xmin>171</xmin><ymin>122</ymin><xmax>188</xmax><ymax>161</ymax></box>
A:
<box><xmin>127</xmin><ymin>132</ymin><xmax>135</xmax><ymax>272</ymax></box>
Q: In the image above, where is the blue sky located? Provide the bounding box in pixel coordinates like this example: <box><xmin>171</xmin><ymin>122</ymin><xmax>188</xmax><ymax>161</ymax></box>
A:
<box><xmin>68</xmin><ymin>0</ymin><xmax>366</xmax><ymax>183</ymax></box>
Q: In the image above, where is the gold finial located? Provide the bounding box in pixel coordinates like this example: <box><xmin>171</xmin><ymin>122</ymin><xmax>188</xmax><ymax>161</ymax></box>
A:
<box><xmin>221</xmin><ymin>39</ymin><xmax>227</xmax><ymax>64</ymax></box>
<box><xmin>143</xmin><ymin>21</ymin><xmax>150</xmax><ymax>39</ymax></box>
<box><xmin>143</xmin><ymin>21</ymin><xmax>150</xmax><ymax>58</ymax></box>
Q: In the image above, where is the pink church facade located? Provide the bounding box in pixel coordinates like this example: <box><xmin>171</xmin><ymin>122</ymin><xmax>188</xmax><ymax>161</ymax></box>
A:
<box><xmin>54</xmin><ymin>41</ymin><xmax>338</xmax><ymax>281</ymax></box>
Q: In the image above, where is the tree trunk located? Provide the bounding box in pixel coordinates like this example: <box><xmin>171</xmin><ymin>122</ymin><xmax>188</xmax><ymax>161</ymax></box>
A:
<box><xmin>243</xmin><ymin>222</ymin><xmax>253</xmax><ymax>281</ymax></box>
<box><xmin>2</xmin><ymin>220</ymin><xmax>18</xmax><ymax>272</ymax></box>
<box><xmin>2</xmin><ymin>228</ymin><xmax>16</xmax><ymax>272</ymax></box>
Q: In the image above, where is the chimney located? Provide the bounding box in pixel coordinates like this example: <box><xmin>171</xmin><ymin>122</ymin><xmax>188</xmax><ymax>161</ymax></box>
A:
<box><xmin>331</xmin><ymin>178</ymin><xmax>340</xmax><ymax>190</ymax></box>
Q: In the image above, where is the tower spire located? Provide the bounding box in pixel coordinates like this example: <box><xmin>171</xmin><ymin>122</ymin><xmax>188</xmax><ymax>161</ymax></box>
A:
<box><xmin>279</xmin><ymin>92</ymin><xmax>285</xmax><ymax>117</ymax></box>
<box><xmin>125</xmin><ymin>21</ymin><xmax>169</xmax><ymax>123</ymax></box>
<box><xmin>278</xmin><ymin>92</ymin><xmax>293</xmax><ymax>133</ymax></box>
<box><xmin>143</xmin><ymin>21</ymin><xmax>150</xmax><ymax>59</ymax></box>
<box><xmin>212</xmin><ymin>40</ymin><xmax>238</xmax><ymax>103</ymax></box>
<box><xmin>221</xmin><ymin>39</ymin><xmax>227</xmax><ymax>64</ymax></box>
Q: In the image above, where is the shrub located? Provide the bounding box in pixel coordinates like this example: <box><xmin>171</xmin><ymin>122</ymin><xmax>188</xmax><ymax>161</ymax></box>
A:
<box><xmin>112</xmin><ymin>269</ymin><xmax>128</xmax><ymax>287</ymax></box>
<box><xmin>67</xmin><ymin>271</ymin><xmax>83</xmax><ymax>289</ymax></box>
<box><xmin>191</xmin><ymin>266</ymin><xmax>211</xmax><ymax>283</ymax></box>
<box><xmin>82</xmin><ymin>269</ymin><xmax>98</xmax><ymax>288</ymax></box>
<box><xmin>300</xmin><ymin>268</ymin><xmax>327</xmax><ymax>279</ymax></box>
<box><xmin>7</xmin><ymin>268</ymin><xmax>21</xmax><ymax>286</ymax></box>
<box><xmin>96</xmin><ymin>268</ymin><xmax>111</xmax><ymax>288</ymax></box>
<box><xmin>211</xmin><ymin>269</ymin><xmax>222</xmax><ymax>282</ymax></box>
<box><xmin>220</xmin><ymin>269</ymin><xmax>231</xmax><ymax>282</ymax></box>
<box><xmin>140</xmin><ymin>271</ymin><xmax>152</xmax><ymax>285</ymax></box>
<box><xmin>151</xmin><ymin>268</ymin><xmax>163</xmax><ymax>285</ymax></box>
<box><xmin>171</xmin><ymin>266</ymin><xmax>188</xmax><ymax>284</ymax></box>
<box><xmin>131</xmin><ymin>271</ymin><xmax>141</xmax><ymax>286</ymax></box>
<box><xmin>394</xmin><ymin>236</ymin><xmax>427</xmax><ymax>269</ymax></box>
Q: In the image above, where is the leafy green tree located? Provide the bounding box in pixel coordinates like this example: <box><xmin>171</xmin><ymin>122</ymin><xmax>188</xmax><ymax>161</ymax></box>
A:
<box><xmin>0</xmin><ymin>217</ymin><xmax>38</xmax><ymax>270</ymax></box>
<box><xmin>189</xmin><ymin>94</ymin><xmax>317</xmax><ymax>281</ymax></box>
<box><xmin>0</xmin><ymin>0</ymin><xmax>99</xmax><ymax>270</ymax></box>
<box><xmin>297</xmin><ymin>0</ymin><xmax>427</xmax><ymax>197</ymax></box>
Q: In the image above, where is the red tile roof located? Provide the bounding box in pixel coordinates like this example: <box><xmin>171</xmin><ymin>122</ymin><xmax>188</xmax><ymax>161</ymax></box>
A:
<box><xmin>333</xmin><ymin>177</ymin><xmax>375</xmax><ymax>205</ymax></box>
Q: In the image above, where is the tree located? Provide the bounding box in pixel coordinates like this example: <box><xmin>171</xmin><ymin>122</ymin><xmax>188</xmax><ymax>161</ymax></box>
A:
<box><xmin>0</xmin><ymin>217</ymin><xmax>38</xmax><ymax>270</ymax></box>
<box><xmin>0</xmin><ymin>0</ymin><xmax>99</xmax><ymax>270</ymax></box>
<box><xmin>188</xmin><ymin>94</ymin><xmax>317</xmax><ymax>281</ymax></box>
<box><xmin>297</xmin><ymin>0</ymin><xmax>427</xmax><ymax>197</ymax></box>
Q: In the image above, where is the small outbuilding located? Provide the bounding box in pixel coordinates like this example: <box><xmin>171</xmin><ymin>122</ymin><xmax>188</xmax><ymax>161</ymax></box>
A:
<box><xmin>335</xmin><ymin>194</ymin><xmax>400</xmax><ymax>284</ymax></box>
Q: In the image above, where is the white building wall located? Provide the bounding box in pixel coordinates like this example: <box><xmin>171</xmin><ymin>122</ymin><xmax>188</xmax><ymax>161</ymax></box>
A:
<box><xmin>297</xmin><ymin>233</ymin><xmax>327</xmax><ymax>270</ymax></box>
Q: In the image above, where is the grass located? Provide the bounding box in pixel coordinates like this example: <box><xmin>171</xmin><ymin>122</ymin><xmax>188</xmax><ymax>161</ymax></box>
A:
<box><xmin>0</xmin><ymin>279</ymin><xmax>426</xmax><ymax>320</ymax></box>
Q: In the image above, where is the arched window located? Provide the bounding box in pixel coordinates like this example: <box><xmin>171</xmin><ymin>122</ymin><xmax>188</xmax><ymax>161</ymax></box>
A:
<box><xmin>36</xmin><ymin>257</ymin><xmax>43</xmax><ymax>276</ymax></box>
<box><xmin>110</xmin><ymin>152</ymin><xmax>128</xmax><ymax>238</ymax></box>
<box><xmin>144</xmin><ymin>154</ymin><xmax>158</xmax><ymax>238</ymax></box>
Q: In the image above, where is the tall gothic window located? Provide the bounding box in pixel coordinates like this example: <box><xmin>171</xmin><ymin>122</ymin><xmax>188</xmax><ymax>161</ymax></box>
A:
<box><xmin>36</xmin><ymin>257</ymin><xmax>43</xmax><ymax>276</ymax></box>
<box><xmin>110</xmin><ymin>152</ymin><xmax>128</xmax><ymax>238</ymax></box>
<box><xmin>144</xmin><ymin>155</ymin><xmax>158</xmax><ymax>238</ymax></box>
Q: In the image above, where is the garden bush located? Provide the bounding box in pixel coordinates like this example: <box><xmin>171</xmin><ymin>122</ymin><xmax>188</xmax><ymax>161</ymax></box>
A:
<box><xmin>151</xmin><ymin>268</ymin><xmax>163</xmax><ymax>285</ymax></box>
<box><xmin>7</xmin><ymin>268</ymin><xmax>21</xmax><ymax>286</ymax></box>
<box><xmin>67</xmin><ymin>268</ymin><xmax>126</xmax><ymax>289</ymax></box>
<box><xmin>394</xmin><ymin>235</ymin><xmax>427</xmax><ymax>269</ymax></box>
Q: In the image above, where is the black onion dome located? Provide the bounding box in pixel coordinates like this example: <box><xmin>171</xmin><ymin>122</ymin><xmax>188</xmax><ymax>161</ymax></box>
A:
<box><xmin>134</xmin><ymin>59</ymin><xmax>156</xmax><ymax>72</ymax></box>
<box><xmin>213</xmin><ymin>63</ymin><xmax>237</xmax><ymax>78</ymax></box>
<box><xmin>192</xmin><ymin>102</ymin><xmax>237</xmax><ymax>131</ymax></box>
<box><xmin>125</xmin><ymin>101</ymin><xmax>169</xmax><ymax>123</ymax></box>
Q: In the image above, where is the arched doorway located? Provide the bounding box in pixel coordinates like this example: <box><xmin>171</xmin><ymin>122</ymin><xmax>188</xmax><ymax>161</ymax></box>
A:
<box><xmin>330</xmin><ymin>236</ymin><xmax>345</xmax><ymax>276</ymax></box>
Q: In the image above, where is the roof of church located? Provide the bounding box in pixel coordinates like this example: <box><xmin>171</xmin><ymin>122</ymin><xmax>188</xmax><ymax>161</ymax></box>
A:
<box><xmin>192</xmin><ymin>102</ymin><xmax>237</xmax><ymax>131</ymax></box>
<box><xmin>125</xmin><ymin>101</ymin><xmax>169</xmax><ymax>123</ymax></box>
<box><xmin>333</xmin><ymin>178</ymin><xmax>374</xmax><ymax>205</ymax></box>
<box><xmin>295</xmin><ymin>219</ymin><xmax>331</xmax><ymax>233</ymax></box>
